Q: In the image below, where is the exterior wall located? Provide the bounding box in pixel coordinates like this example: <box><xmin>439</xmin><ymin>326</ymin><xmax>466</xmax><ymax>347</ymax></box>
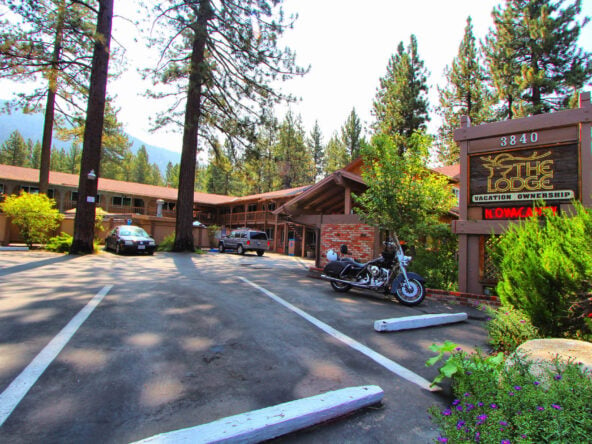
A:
<box><xmin>319</xmin><ymin>223</ymin><xmax>378</xmax><ymax>267</ymax></box>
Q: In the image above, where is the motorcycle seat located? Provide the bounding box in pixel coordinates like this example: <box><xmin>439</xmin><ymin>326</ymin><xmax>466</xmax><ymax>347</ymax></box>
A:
<box><xmin>341</xmin><ymin>257</ymin><xmax>365</xmax><ymax>268</ymax></box>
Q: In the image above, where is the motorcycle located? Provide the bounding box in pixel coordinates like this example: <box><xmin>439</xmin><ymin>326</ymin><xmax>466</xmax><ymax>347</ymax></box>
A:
<box><xmin>320</xmin><ymin>236</ymin><xmax>426</xmax><ymax>306</ymax></box>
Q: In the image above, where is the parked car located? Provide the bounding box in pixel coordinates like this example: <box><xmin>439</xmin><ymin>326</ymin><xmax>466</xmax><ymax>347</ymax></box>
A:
<box><xmin>218</xmin><ymin>229</ymin><xmax>269</xmax><ymax>256</ymax></box>
<box><xmin>105</xmin><ymin>225</ymin><xmax>156</xmax><ymax>255</ymax></box>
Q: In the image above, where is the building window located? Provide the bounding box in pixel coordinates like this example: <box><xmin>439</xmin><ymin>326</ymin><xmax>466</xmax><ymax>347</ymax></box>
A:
<box><xmin>163</xmin><ymin>201</ymin><xmax>175</xmax><ymax>211</ymax></box>
<box><xmin>112</xmin><ymin>196</ymin><xmax>131</xmax><ymax>207</ymax></box>
<box><xmin>72</xmin><ymin>191</ymin><xmax>78</xmax><ymax>201</ymax></box>
<box><xmin>0</xmin><ymin>183</ymin><xmax>5</xmax><ymax>194</ymax></box>
<box><xmin>247</xmin><ymin>203</ymin><xmax>257</xmax><ymax>212</ymax></box>
<box><xmin>452</xmin><ymin>187</ymin><xmax>460</xmax><ymax>205</ymax></box>
<box><xmin>267</xmin><ymin>202</ymin><xmax>276</xmax><ymax>211</ymax></box>
<box><xmin>133</xmin><ymin>198</ymin><xmax>144</xmax><ymax>208</ymax></box>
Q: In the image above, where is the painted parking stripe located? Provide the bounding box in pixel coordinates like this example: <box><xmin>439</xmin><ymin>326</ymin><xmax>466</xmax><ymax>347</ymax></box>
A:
<box><xmin>0</xmin><ymin>285</ymin><xmax>113</xmax><ymax>426</ymax></box>
<box><xmin>239</xmin><ymin>277</ymin><xmax>438</xmax><ymax>392</ymax></box>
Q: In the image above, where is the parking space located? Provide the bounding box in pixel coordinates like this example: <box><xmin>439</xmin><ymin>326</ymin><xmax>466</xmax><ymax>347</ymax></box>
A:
<box><xmin>0</xmin><ymin>250</ymin><xmax>489</xmax><ymax>443</ymax></box>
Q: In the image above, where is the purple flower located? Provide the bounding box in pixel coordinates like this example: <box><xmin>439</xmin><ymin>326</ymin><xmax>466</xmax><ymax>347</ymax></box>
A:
<box><xmin>551</xmin><ymin>404</ymin><xmax>562</xmax><ymax>410</ymax></box>
<box><xmin>437</xmin><ymin>436</ymin><xmax>448</xmax><ymax>443</ymax></box>
<box><xmin>478</xmin><ymin>402</ymin><xmax>484</xmax><ymax>407</ymax></box>
<box><xmin>508</xmin><ymin>391</ymin><xmax>514</xmax><ymax>396</ymax></box>
<box><xmin>452</xmin><ymin>399</ymin><xmax>461</xmax><ymax>406</ymax></box>
<box><xmin>490</xmin><ymin>403</ymin><xmax>498</xmax><ymax>409</ymax></box>
<box><xmin>501</xmin><ymin>440</ymin><xmax>511</xmax><ymax>444</ymax></box>
<box><xmin>456</xmin><ymin>404</ymin><xmax>464</xmax><ymax>412</ymax></box>
<box><xmin>466</xmin><ymin>371</ymin><xmax>473</xmax><ymax>375</ymax></box>
<box><xmin>475</xmin><ymin>432</ymin><xmax>480</xmax><ymax>442</ymax></box>
<box><xmin>466</xmin><ymin>403</ymin><xmax>475</xmax><ymax>411</ymax></box>
<box><xmin>476</xmin><ymin>414</ymin><xmax>488</xmax><ymax>425</ymax></box>
<box><xmin>499</xmin><ymin>421</ymin><xmax>508</xmax><ymax>426</ymax></box>
<box><xmin>533</xmin><ymin>381</ymin><xmax>541</xmax><ymax>386</ymax></box>
<box><xmin>457</xmin><ymin>419</ymin><xmax>466</xmax><ymax>430</ymax></box>
<box><xmin>464</xmin><ymin>392</ymin><xmax>471</xmax><ymax>397</ymax></box>
<box><xmin>455</xmin><ymin>347</ymin><xmax>462</xmax><ymax>351</ymax></box>
<box><xmin>554</xmin><ymin>374</ymin><xmax>562</xmax><ymax>380</ymax></box>
<box><xmin>537</xmin><ymin>406</ymin><xmax>545</xmax><ymax>411</ymax></box>
<box><xmin>442</xmin><ymin>408</ymin><xmax>452</xmax><ymax>416</ymax></box>
<box><xmin>514</xmin><ymin>386</ymin><xmax>522</xmax><ymax>391</ymax></box>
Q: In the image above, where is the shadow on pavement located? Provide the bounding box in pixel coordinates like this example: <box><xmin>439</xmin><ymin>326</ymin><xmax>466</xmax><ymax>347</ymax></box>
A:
<box><xmin>0</xmin><ymin>254</ymin><xmax>81</xmax><ymax>277</ymax></box>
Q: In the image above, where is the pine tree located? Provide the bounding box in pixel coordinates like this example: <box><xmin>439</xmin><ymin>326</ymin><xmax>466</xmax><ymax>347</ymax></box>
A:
<box><xmin>276</xmin><ymin>111</ymin><xmax>313</xmax><ymax>189</ymax></box>
<box><xmin>373</xmin><ymin>34</ymin><xmax>429</xmax><ymax>153</ymax></box>
<box><xmin>165</xmin><ymin>162</ymin><xmax>180</xmax><ymax>188</ymax></box>
<box><xmin>133</xmin><ymin>146</ymin><xmax>152</xmax><ymax>184</ymax></box>
<box><xmin>0</xmin><ymin>0</ymin><xmax>99</xmax><ymax>193</ymax></box>
<box><xmin>0</xmin><ymin>131</ymin><xmax>28</xmax><ymax>166</ymax></box>
<box><xmin>308</xmin><ymin>121</ymin><xmax>325</xmax><ymax>182</ymax></box>
<box><xmin>485</xmin><ymin>0</ymin><xmax>592</xmax><ymax>117</ymax></box>
<box><xmin>143</xmin><ymin>0</ymin><xmax>306</xmax><ymax>251</ymax></box>
<box><xmin>324</xmin><ymin>133</ymin><xmax>349</xmax><ymax>175</ymax></box>
<box><xmin>341</xmin><ymin>108</ymin><xmax>364</xmax><ymax>161</ymax></box>
<box><xmin>437</xmin><ymin>17</ymin><xmax>491</xmax><ymax>165</ymax></box>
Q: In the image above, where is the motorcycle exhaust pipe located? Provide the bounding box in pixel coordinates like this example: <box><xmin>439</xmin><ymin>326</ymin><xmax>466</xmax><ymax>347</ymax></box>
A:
<box><xmin>320</xmin><ymin>274</ymin><xmax>383</xmax><ymax>290</ymax></box>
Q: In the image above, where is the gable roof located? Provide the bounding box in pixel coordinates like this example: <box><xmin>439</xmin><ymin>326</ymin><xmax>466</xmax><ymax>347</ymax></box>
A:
<box><xmin>432</xmin><ymin>164</ymin><xmax>460</xmax><ymax>182</ymax></box>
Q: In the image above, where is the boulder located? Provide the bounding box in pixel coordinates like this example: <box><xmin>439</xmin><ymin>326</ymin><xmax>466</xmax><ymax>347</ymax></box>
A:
<box><xmin>510</xmin><ymin>338</ymin><xmax>592</xmax><ymax>380</ymax></box>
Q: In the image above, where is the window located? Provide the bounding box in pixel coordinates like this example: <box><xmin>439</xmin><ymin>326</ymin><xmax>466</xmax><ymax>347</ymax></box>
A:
<box><xmin>265</xmin><ymin>227</ymin><xmax>274</xmax><ymax>239</ymax></box>
<box><xmin>247</xmin><ymin>203</ymin><xmax>257</xmax><ymax>212</ymax></box>
<box><xmin>267</xmin><ymin>202</ymin><xmax>276</xmax><ymax>211</ymax></box>
<box><xmin>112</xmin><ymin>196</ymin><xmax>131</xmax><ymax>206</ymax></box>
<box><xmin>452</xmin><ymin>187</ymin><xmax>460</xmax><ymax>205</ymax></box>
<box><xmin>163</xmin><ymin>201</ymin><xmax>175</xmax><ymax>211</ymax></box>
<box><xmin>0</xmin><ymin>183</ymin><xmax>5</xmax><ymax>194</ymax></box>
<box><xmin>72</xmin><ymin>191</ymin><xmax>98</xmax><ymax>202</ymax></box>
<box><xmin>19</xmin><ymin>185</ymin><xmax>39</xmax><ymax>194</ymax></box>
<box><xmin>133</xmin><ymin>198</ymin><xmax>144</xmax><ymax>208</ymax></box>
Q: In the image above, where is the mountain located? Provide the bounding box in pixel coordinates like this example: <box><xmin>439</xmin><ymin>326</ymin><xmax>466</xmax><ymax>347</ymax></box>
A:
<box><xmin>0</xmin><ymin>103</ymin><xmax>181</xmax><ymax>173</ymax></box>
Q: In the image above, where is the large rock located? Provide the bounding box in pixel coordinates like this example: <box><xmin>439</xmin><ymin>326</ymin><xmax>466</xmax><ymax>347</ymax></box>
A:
<box><xmin>511</xmin><ymin>339</ymin><xmax>592</xmax><ymax>379</ymax></box>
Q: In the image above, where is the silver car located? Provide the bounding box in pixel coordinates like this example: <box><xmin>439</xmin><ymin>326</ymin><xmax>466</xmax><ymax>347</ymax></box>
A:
<box><xmin>218</xmin><ymin>229</ymin><xmax>269</xmax><ymax>256</ymax></box>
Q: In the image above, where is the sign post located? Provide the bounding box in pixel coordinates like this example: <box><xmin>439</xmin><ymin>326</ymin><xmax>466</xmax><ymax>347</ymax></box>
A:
<box><xmin>453</xmin><ymin>92</ymin><xmax>591</xmax><ymax>295</ymax></box>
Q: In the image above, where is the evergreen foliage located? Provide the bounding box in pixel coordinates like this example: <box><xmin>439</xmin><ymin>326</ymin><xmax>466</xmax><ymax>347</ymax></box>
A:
<box><xmin>437</xmin><ymin>17</ymin><xmax>491</xmax><ymax>165</ymax></box>
<box><xmin>495</xmin><ymin>202</ymin><xmax>592</xmax><ymax>338</ymax></box>
<box><xmin>143</xmin><ymin>0</ymin><xmax>306</xmax><ymax>251</ymax></box>
<box><xmin>484</xmin><ymin>0</ymin><xmax>592</xmax><ymax>117</ymax></box>
<box><xmin>308</xmin><ymin>121</ymin><xmax>325</xmax><ymax>182</ymax></box>
<box><xmin>340</xmin><ymin>108</ymin><xmax>364</xmax><ymax>161</ymax></box>
<box><xmin>373</xmin><ymin>34</ymin><xmax>429</xmax><ymax>152</ymax></box>
<box><xmin>323</xmin><ymin>133</ymin><xmax>348</xmax><ymax>175</ymax></box>
<box><xmin>0</xmin><ymin>191</ymin><xmax>63</xmax><ymax>247</ymax></box>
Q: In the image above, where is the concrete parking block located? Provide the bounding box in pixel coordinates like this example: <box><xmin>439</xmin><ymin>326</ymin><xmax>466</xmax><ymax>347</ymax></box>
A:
<box><xmin>131</xmin><ymin>385</ymin><xmax>384</xmax><ymax>444</ymax></box>
<box><xmin>374</xmin><ymin>313</ymin><xmax>468</xmax><ymax>332</ymax></box>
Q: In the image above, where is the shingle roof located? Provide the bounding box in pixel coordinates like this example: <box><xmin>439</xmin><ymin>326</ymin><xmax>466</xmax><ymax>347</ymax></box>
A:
<box><xmin>0</xmin><ymin>164</ymin><xmax>236</xmax><ymax>205</ymax></box>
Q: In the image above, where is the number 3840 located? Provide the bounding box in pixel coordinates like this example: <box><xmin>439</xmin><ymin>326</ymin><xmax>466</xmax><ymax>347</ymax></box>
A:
<box><xmin>500</xmin><ymin>132</ymin><xmax>538</xmax><ymax>147</ymax></box>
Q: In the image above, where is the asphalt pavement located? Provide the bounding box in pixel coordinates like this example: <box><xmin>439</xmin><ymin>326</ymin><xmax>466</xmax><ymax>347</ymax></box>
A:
<box><xmin>0</xmin><ymin>249</ymin><xmax>489</xmax><ymax>443</ymax></box>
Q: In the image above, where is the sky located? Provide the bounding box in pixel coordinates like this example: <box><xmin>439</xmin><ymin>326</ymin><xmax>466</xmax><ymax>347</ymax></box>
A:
<box><xmin>2</xmin><ymin>0</ymin><xmax>592</xmax><ymax>155</ymax></box>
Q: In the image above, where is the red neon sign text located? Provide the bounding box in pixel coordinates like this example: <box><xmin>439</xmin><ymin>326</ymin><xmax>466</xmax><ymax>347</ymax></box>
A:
<box><xmin>484</xmin><ymin>205</ymin><xmax>558</xmax><ymax>220</ymax></box>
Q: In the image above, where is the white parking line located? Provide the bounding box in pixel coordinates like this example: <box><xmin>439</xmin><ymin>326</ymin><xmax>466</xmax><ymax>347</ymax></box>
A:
<box><xmin>0</xmin><ymin>285</ymin><xmax>113</xmax><ymax>426</ymax></box>
<box><xmin>238</xmin><ymin>277</ymin><xmax>438</xmax><ymax>392</ymax></box>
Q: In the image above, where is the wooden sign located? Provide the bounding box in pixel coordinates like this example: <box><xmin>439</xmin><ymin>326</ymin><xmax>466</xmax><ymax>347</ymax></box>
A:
<box><xmin>469</xmin><ymin>143</ymin><xmax>579</xmax><ymax>206</ymax></box>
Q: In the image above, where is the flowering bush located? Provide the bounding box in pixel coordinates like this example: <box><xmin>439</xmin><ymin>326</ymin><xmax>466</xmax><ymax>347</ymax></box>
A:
<box><xmin>484</xmin><ymin>305</ymin><xmax>540</xmax><ymax>354</ymax></box>
<box><xmin>429</xmin><ymin>350</ymin><xmax>592</xmax><ymax>442</ymax></box>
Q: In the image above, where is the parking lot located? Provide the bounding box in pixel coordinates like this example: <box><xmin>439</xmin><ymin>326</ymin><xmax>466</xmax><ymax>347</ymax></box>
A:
<box><xmin>0</xmin><ymin>250</ymin><xmax>489</xmax><ymax>443</ymax></box>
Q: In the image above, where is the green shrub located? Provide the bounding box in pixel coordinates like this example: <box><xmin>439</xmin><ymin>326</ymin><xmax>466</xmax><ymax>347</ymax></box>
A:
<box><xmin>484</xmin><ymin>305</ymin><xmax>540</xmax><ymax>354</ymax></box>
<box><xmin>45</xmin><ymin>232</ymin><xmax>73</xmax><ymax>253</ymax></box>
<box><xmin>428</xmin><ymin>349</ymin><xmax>592</xmax><ymax>443</ymax></box>
<box><xmin>0</xmin><ymin>192</ymin><xmax>63</xmax><ymax>247</ymax></box>
<box><xmin>412</xmin><ymin>231</ymin><xmax>458</xmax><ymax>291</ymax></box>
<box><xmin>495</xmin><ymin>202</ymin><xmax>592</xmax><ymax>338</ymax></box>
<box><xmin>157</xmin><ymin>232</ymin><xmax>175</xmax><ymax>251</ymax></box>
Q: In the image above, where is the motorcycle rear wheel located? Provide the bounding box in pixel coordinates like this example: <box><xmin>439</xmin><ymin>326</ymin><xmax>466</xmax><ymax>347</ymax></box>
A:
<box><xmin>393</xmin><ymin>278</ymin><xmax>425</xmax><ymax>306</ymax></box>
<box><xmin>330</xmin><ymin>280</ymin><xmax>352</xmax><ymax>293</ymax></box>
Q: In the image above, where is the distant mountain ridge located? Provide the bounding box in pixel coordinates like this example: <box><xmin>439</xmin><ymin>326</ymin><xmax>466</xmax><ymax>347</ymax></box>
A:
<box><xmin>0</xmin><ymin>102</ymin><xmax>181</xmax><ymax>173</ymax></box>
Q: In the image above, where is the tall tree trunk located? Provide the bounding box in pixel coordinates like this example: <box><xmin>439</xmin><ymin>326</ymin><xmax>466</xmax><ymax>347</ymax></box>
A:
<box><xmin>39</xmin><ymin>0</ymin><xmax>66</xmax><ymax>194</ymax></box>
<box><xmin>70</xmin><ymin>0</ymin><xmax>114</xmax><ymax>254</ymax></box>
<box><xmin>174</xmin><ymin>0</ymin><xmax>213</xmax><ymax>252</ymax></box>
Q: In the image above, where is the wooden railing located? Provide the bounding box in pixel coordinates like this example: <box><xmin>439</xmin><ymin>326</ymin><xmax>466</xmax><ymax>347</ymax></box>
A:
<box><xmin>220</xmin><ymin>210</ymin><xmax>275</xmax><ymax>226</ymax></box>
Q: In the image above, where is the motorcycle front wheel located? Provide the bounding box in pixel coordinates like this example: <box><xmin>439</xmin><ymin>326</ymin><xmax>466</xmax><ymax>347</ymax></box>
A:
<box><xmin>393</xmin><ymin>278</ymin><xmax>425</xmax><ymax>306</ymax></box>
<box><xmin>330</xmin><ymin>280</ymin><xmax>352</xmax><ymax>293</ymax></box>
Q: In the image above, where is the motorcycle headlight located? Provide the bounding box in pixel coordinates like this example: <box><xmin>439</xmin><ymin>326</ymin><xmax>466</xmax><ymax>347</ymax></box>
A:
<box><xmin>401</xmin><ymin>256</ymin><xmax>412</xmax><ymax>266</ymax></box>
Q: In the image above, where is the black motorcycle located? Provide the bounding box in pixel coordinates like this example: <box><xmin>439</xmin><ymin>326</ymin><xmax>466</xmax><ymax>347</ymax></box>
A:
<box><xmin>320</xmin><ymin>237</ymin><xmax>426</xmax><ymax>306</ymax></box>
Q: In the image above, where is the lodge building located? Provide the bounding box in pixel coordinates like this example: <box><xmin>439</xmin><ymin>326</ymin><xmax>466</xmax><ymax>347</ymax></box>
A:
<box><xmin>0</xmin><ymin>160</ymin><xmax>460</xmax><ymax>265</ymax></box>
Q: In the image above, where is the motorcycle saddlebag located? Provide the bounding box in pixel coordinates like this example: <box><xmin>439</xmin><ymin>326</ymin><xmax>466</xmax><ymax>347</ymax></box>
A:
<box><xmin>323</xmin><ymin>261</ymin><xmax>348</xmax><ymax>278</ymax></box>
